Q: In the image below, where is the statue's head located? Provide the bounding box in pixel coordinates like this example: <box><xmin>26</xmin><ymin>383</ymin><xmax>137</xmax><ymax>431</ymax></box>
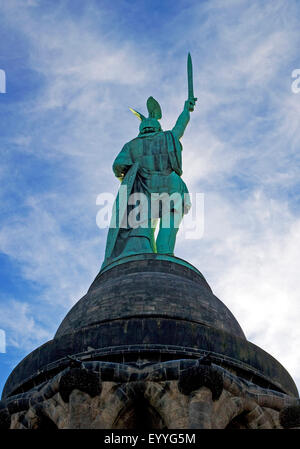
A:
<box><xmin>139</xmin><ymin>117</ymin><xmax>161</xmax><ymax>134</ymax></box>
<box><xmin>130</xmin><ymin>97</ymin><xmax>162</xmax><ymax>135</ymax></box>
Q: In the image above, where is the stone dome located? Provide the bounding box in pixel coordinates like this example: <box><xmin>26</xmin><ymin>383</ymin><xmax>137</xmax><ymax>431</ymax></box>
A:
<box><xmin>2</xmin><ymin>255</ymin><xmax>298</xmax><ymax>399</ymax></box>
<box><xmin>55</xmin><ymin>255</ymin><xmax>246</xmax><ymax>339</ymax></box>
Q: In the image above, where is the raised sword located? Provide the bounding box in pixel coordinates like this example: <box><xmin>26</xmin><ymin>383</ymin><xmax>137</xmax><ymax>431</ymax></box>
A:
<box><xmin>187</xmin><ymin>52</ymin><xmax>197</xmax><ymax>111</ymax></box>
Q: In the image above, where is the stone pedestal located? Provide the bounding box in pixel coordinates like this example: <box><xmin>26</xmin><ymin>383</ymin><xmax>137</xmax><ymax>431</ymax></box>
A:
<box><xmin>1</xmin><ymin>255</ymin><xmax>299</xmax><ymax>429</ymax></box>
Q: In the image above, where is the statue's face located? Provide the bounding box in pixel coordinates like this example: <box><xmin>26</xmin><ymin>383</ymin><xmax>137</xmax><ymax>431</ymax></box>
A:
<box><xmin>139</xmin><ymin>118</ymin><xmax>161</xmax><ymax>134</ymax></box>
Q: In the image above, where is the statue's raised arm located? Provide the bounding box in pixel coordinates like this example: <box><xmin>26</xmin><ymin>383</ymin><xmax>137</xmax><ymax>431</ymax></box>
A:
<box><xmin>172</xmin><ymin>98</ymin><xmax>197</xmax><ymax>141</ymax></box>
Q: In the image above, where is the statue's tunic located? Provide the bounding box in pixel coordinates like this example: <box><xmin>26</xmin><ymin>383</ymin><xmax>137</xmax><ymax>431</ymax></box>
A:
<box><xmin>102</xmin><ymin>130</ymin><xmax>190</xmax><ymax>267</ymax></box>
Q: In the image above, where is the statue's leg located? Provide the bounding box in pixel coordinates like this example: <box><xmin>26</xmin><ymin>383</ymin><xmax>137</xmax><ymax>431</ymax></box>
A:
<box><xmin>150</xmin><ymin>218</ymin><xmax>158</xmax><ymax>253</ymax></box>
<box><xmin>156</xmin><ymin>211</ymin><xmax>182</xmax><ymax>255</ymax></box>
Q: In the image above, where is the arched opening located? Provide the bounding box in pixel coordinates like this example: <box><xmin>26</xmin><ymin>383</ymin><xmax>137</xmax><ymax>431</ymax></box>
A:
<box><xmin>113</xmin><ymin>396</ymin><xmax>166</xmax><ymax>429</ymax></box>
<box><xmin>36</xmin><ymin>414</ymin><xmax>58</xmax><ymax>430</ymax></box>
<box><xmin>225</xmin><ymin>411</ymin><xmax>249</xmax><ymax>429</ymax></box>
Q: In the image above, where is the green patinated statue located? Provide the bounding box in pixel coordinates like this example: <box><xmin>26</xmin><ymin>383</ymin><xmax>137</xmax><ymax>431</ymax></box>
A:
<box><xmin>102</xmin><ymin>54</ymin><xmax>197</xmax><ymax>269</ymax></box>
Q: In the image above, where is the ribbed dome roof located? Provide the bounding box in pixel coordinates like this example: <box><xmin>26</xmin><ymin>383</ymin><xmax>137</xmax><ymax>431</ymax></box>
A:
<box><xmin>55</xmin><ymin>255</ymin><xmax>246</xmax><ymax>340</ymax></box>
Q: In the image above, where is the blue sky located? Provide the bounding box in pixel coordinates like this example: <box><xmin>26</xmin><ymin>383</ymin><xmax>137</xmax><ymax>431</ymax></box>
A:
<box><xmin>1</xmin><ymin>0</ymin><xmax>300</xmax><ymax>396</ymax></box>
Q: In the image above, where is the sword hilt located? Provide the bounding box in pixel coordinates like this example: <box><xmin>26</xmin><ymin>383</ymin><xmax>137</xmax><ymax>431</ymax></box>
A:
<box><xmin>186</xmin><ymin>97</ymin><xmax>197</xmax><ymax>112</ymax></box>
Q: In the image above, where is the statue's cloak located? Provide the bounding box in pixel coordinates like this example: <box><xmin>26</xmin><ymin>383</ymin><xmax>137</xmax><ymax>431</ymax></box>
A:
<box><xmin>102</xmin><ymin>131</ymin><xmax>190</xmax><ymax>268</ymax></box>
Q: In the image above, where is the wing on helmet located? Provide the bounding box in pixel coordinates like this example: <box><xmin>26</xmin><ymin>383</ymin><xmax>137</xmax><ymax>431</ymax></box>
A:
<box><xmin>129</xmin><ymin>108</ymin><xmax>146</xmax><ymax>121</ymax></box>
<box><xmin>146</xmin><ymin>97</ymin><xmax>162</xmax><ymax>120</ymax></box>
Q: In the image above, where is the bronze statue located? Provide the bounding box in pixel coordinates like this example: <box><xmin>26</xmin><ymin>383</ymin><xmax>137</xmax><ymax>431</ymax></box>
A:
<box><xmin>102</xmin><ymin>54</ymin><xmax>197</xmax><ymax>268</ymax></box>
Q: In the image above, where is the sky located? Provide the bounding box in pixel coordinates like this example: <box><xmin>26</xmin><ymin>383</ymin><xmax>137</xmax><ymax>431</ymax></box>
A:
<box><xmin>0</xmin><ymin>0</ymin><xmax>300</xmax><ymax>397</ymax></box>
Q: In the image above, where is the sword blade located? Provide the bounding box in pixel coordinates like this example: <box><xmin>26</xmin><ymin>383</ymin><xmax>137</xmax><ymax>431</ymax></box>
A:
<box><xmin>187</xmin><ymin>52</ymin><xmax>194</xmax><ymax>100</ymax></box>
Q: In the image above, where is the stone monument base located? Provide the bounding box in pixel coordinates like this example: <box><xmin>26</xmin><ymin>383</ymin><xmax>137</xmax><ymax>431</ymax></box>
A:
<box><xmin>1</xmin><ymin>255</ymin><xmax>299</xmax><ymax>429</ymax></box>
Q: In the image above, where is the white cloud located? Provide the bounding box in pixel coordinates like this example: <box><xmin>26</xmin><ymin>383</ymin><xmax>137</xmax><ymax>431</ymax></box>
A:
<box><xmin>0</xmin><ymin>194</ymin><xmax>101</xmax><ymax>309</ymax></box>
<box><xmin>0</xmin><ymin>298</ymin><xmax>51</xmax><ymax>351</ymax></box>
<box><xmin>177</xmin><ymin>188</ymin><xmax>300</xmax><ymax>391</ymax></box>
